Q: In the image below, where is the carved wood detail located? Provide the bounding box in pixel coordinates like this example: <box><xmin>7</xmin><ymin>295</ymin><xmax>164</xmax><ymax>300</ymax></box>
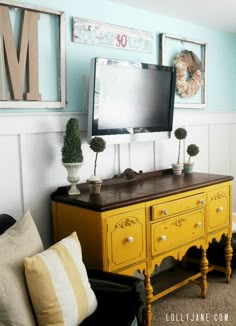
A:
<box><xmin>210</xmin><ymin>191</ymin><xmax>227</xmax><ymax>201</ymax></box>
<box><xmin>116</xmin><ymin>217</ymin><xmax>139</xmax><ymax>228</ymax></box>
<box><xmin>171</xmin><ymin>217</ymin><xmax>188</xmax><ymax>227</ymax></box>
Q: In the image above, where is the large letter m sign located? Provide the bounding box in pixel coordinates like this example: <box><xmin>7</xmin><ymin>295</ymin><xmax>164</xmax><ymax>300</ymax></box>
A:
<box><xmin>0</xmin><ymin>5</ymin><xmax>41</xmax><ymax>101</ymax></box>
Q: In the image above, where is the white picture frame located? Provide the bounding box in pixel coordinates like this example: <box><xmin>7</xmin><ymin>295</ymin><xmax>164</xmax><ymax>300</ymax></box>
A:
<box><xmin>160</xmin><ymin>33</ymin><xmax>207</xmax><ymax>109</ymax></box>
<box><xmin>0</xmin><ymin>0</ymin><xmax>66</xmax><ymax>109</ymax></box>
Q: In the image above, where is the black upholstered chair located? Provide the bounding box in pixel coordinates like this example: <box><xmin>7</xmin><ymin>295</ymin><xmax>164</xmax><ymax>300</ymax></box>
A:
<box><xmin>0</xmin><ymin>213</ymin><xmax>146</xmax><ymax>326</ymax></box>
<box><xmin>0</xmin><ymin>213</ymin><xmax>16</xmax><ymax>234</ymax></box>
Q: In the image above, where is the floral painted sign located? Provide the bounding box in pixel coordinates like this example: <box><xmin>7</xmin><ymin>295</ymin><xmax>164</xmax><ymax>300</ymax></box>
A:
<box><xmin>73</xmin><ymin>17</ymin><xmax>153</xmax><ymax>53</ymax></box>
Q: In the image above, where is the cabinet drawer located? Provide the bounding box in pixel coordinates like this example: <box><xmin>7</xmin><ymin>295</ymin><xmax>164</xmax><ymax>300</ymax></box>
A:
<box><xmin>207</xmin><ymin>186</ymin><xmax>229</xmax><ymax>232</ymax></box>
<box><xmin>152</xmin><ymin>193</ymin><xmax>205</xmax><ymax>221</ymax></box>
<box><xmin>107</xmin><ymin>208</ymin><xmax>146</xmax><ymax>271</ymax></box>
<box><xmin>151</xmin><ymin>209</ymin><xmax>204</xmax><ymax>256</ymax></box>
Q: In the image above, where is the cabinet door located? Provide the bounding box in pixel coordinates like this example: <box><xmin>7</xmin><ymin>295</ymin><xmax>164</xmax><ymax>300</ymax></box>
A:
<box><xmin>107</xmin><ymin>208</ymin><xmax>146</xmax><ymax>271</ymax></box>
<box><xmin>207</xmin><ymin>186</ymin><xmax>230</xmax><ymax>232</ymax></box>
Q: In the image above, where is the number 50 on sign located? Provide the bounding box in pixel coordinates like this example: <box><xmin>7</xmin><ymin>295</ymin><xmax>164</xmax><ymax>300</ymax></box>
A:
<box><xmin>73</xmin><ymin>17</ymin><xmax>153</xmax><ymax>53</ymax></box>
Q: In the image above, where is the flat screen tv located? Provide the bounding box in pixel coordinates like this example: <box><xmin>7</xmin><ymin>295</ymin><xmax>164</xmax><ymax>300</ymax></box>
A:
<box><xmin>87</xmin><ymin>57</ymin><xmax>176</xmax><ymax>143</ymax></box>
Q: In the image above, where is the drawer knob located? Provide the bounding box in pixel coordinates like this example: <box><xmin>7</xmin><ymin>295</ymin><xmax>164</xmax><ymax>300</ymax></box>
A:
<box><xmin>217</xmin><ymin>207</ymin><xmax>224</xmax><ymax>212</ymax></box>
<box><xmin>195</xmin><ymin>222</ymin><xmax>202</xmax><ymax>228</ymax></box>
<box><xmin>161</xmin><ymin>209</ymin><xmax>169</xmax><ymax>215</ymax></box>
<box><xmin>198</xmin><ymin>199</ymin><xmax>205</xmax><ymax>205</ymax></box>
<box><xmin>126</xmin><ymin>236</ymin><xmax>134</xmax><ymax>243</ymax></box>
<box><xmin>160</xmin><ymin>235</ymin><xmax>167</xmax><ymax>241</ymax></box>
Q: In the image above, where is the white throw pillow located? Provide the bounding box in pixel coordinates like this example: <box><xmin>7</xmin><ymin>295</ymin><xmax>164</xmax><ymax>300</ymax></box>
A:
<box><xmin>24</xmin><ymin>232</ymin><xmax>98</xmax><ymax>326</ymax></box>
<box><xmin>0</xmin><ymin>210</ymin><xmax>44</xmax><ymax>325</ymax></box>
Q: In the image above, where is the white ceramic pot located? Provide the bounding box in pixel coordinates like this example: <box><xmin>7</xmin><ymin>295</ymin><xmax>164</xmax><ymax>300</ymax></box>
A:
<box><xmin>171</xmin><ymin>163</ymin><xmax>183</xmax><ymax>176</ymax></box>
<box><xmin>63</xmin><ymin>162</ymin><xmax>83</xmax><ymax>195</ymax></box>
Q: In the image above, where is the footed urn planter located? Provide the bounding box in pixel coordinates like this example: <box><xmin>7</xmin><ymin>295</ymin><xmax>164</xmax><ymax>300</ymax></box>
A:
<box><xmin>63</xmin><ymin>162</ymin><xmax>83</xmax><ymax>195</ymax></box>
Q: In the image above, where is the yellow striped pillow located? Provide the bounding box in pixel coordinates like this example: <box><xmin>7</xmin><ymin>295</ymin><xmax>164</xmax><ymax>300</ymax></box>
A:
<box><xmin>24</xmin><ymin>232</ymin><xmax>97</xmax><ymax>326</ymax></box>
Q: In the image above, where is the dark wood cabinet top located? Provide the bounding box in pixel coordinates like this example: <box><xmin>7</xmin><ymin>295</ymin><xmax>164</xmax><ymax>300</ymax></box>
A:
<box><xmin>51</xmin><ymin>169</ymin><xmax>233</xmax><ymax>212</ymax></box>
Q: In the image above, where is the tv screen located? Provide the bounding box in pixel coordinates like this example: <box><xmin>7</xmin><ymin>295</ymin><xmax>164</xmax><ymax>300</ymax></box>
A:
<box><xmin>87</xmin><ymin>57</ymin><xmax>176</xmax><ymax>143</ymax></box>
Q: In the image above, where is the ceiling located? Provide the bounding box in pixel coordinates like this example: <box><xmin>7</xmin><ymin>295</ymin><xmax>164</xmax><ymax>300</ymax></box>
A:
<box><xmin>111</xmin><ymin>0</ymin><xmax>236</xmax><ymax>34</ymax></box>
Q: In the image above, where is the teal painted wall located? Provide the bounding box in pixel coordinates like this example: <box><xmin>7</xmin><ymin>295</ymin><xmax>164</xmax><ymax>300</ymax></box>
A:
<box><xmin>1</xmin><ymin>0</ymin><xmax>236</xmax><ymax>113</ymax></box>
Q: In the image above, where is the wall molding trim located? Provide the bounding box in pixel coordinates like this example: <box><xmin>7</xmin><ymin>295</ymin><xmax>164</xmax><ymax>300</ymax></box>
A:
<box><xmin>0</xmin><ymin>112</ymin><xmax>85</xmax><ymax>135</ymax></box>
<box><xmin>0</xmin><ymin>110</ymin><xmax>236</xmax><ymax>135</ymax></box>
<box><xmin>1</xmin><ymin>110</ymin><xmax>236</xmax><ymax>247</ymax></box>
<box><xmin>174</xmin><ymin>110</ymin><xmax>236</xmax><ymax>126</ymax></box>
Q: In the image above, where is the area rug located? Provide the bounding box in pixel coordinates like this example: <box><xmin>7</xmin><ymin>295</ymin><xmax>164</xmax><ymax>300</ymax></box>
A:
<box><xmin>151</xmin><ymin>271</ymin><xmax>236</xmax><ymax>326</ymax></box>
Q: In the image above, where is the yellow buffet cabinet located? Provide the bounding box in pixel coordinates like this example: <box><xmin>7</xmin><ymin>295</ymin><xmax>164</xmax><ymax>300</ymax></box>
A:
<box><xmin>51</xmin><ymin>169</ymin><xmax>233</xmax><ymax>326</ymax></box>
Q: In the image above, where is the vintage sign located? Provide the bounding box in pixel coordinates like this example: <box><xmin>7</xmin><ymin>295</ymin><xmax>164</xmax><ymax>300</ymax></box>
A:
<box><xmin>73</xmin><ymin>17</ymin><xmax>153</xmax><ymax>53</ymax></box>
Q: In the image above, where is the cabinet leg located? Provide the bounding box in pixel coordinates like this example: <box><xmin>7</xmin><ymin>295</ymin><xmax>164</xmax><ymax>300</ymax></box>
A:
<box><xmin>225</xmin><ymin>235</ymin><xmax>233</xmax><ymax>283</ymax></box>
<box><xmin>145</xmin><ymin>273</ymin><xmax>153</xmax><ymax>326</ymax></box>
<box><xmin>200</xmin><ymin>247</ymin><xmax>208</xmax><ymax>298</ymax></box>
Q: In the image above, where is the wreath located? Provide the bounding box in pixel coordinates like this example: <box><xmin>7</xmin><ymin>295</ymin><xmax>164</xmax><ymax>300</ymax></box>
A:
<box><xmin>173</xmin><ymin>50</ymin><xmax>203</xmax><ymax>97</ymax></box>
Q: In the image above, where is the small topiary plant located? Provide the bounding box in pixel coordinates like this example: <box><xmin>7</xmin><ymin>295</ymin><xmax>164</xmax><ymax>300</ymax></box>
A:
<box><xmin>187</xmin><ymin>144</ymin><xmax>199</xmax><ymax>162</ymax></box>
<box><xmin>62</xmin><ymin>118</ymin><xmax>83</xmax><ymax>163</ymax></box>
<box><xmin>89</xmin><ymin>136</ymin><xmax>106</xmax><ymax>176</ymax></box>
<box><xmin>174</xmin><ymin>127</ymin><xmax>187</xmax><ymax>164</ymax></box>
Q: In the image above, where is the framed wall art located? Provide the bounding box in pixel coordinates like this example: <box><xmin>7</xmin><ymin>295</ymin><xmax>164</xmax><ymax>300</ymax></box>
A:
<box><xmin>160</xmin><ymin>33</ymin><xmax>207</xmax><ymax>109</ymax></box>
<box><xmin>0</xmin><ymin>0</ymin><xmax>66</xmax><ymax>109</ymax></box>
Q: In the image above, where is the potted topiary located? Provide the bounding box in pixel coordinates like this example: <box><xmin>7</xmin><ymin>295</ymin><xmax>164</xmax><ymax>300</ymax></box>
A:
<box><xmin>87</xmin><ymin>136</ymin><xmax>106</xmax><ymax>194</ymax></box>
<box><xmin>61</xmin><ymin>118</ymin><xmax>83</xmax><ymax>195</ymax></box>
<box><xmin>172</xmin><ymin>127</ymin><xmax>187</xmax><ymax>175</ymax></box>
<box><xmin>184</xmin><ymin>144</ymin><xmax>200</xmax><ymax>174</ymax></box>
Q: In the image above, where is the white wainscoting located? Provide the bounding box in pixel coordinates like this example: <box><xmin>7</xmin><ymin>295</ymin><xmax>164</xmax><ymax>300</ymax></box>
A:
<box><xmin>1</xmin><ymin>111</ymin><xmax>236</xmax><ymax>247</ymax></box>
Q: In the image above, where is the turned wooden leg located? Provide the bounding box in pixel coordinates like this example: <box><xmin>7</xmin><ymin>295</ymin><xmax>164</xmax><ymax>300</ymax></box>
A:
<box><xmin>225</xmin><ymin>235</ymin><xmax>233</xmax><ymax>283</ymax></box>
<box><xmin>200</xmin><ymin>247</ymin><xmax>208</xmax><ymax>298</ymax></box>
<box><xmin>145</xmin><ymin>273</ymin><xmax>153</xmax><ymax>326</ymax></box>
